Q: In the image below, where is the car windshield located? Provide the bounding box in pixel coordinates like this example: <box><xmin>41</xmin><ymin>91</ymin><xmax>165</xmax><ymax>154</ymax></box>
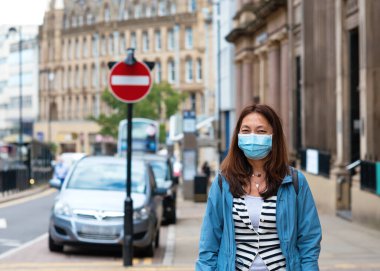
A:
<box><xmin>150</xmin><ymin>161</ymin><xmax>169</xmax><ymax>187</ymax></box>
<box><xmin>66</xmin><ymin>159</ymin><xmax>146</xmax><ymax>193</ymax></box>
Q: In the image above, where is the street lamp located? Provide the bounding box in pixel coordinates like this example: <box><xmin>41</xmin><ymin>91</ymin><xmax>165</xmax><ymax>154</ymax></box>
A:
<box><xmin>48</xmin><ymin>71</ymin><xmax>55</xmax><ymax>143</ymax></box>
<box><xmin>7</xmin><ymin>26</ymin><xmax>23</xmax><ymax>161</ymax></box>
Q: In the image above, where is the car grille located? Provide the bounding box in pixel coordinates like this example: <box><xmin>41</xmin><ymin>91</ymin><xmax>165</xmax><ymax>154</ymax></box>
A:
<box><xmin>73</xmin><ymin>210</ymin><xmax>123</xmax><ymax>221</ymax></box>
<box><xmin>75</xmin><ymin>223</ymin><xmax>122</xmax><ymax>241</ymax></box>
<box><xmin>77</xmin><ymin>232</ymin><xmax>120</xmax><ymax>240</ymax></box>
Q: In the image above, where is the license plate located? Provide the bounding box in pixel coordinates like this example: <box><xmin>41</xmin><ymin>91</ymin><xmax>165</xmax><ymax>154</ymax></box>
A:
<box><xmin>79</xmin><ymin>225</ymin><xmax>117</xmax><ymax>235</ymax></box>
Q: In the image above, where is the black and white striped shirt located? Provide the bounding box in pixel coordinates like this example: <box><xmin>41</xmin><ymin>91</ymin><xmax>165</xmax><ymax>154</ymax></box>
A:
<box><xmin>233</xmin><ymin>196</ymin><xmax>286</xmax><ymax>271</ymax></box>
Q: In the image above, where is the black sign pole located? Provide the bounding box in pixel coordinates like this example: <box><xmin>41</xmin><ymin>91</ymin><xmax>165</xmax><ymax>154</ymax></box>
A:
<box><xmin>123</xmin><ymin>102</ymin><xmax>134</xmax><ymax>266</ymax></box>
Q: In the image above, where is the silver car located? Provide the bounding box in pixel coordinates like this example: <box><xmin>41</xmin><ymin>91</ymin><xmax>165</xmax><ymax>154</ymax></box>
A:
<box><xmin>48</xmin><ymin>156</ymin><xmax>163</xmax><ymax>257</ymax></box>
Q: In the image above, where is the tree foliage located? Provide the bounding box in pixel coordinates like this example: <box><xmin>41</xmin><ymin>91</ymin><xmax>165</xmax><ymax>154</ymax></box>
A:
<box><xmin>93</xmin><ymin>81</ymin><xmax>186</xmax><ymax>142</ymax></box>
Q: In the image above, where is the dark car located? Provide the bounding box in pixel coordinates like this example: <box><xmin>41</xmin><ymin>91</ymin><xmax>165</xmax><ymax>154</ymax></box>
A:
<box><xmin>134</xmin><ymin>153</ymin><xmax>178</xmax><ymax>224</ymax></box>
<box><xmin>48</xmin><ymin>156</ymin><xmax>164</xmax><ymax>257</ymax></box>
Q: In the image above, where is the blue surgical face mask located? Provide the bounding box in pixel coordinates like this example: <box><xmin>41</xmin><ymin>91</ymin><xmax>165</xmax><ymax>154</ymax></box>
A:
<box><xmin>238</xmin><ymin>133</ymin><xmax>273</xmax><ymax>160</ymax></box>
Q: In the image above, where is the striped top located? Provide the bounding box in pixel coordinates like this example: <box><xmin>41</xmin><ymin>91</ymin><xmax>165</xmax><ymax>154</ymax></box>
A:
<box><xmin>233</xmin><ymin>196</ymin><xmax>286</xmax><ymax>271</ymax></box>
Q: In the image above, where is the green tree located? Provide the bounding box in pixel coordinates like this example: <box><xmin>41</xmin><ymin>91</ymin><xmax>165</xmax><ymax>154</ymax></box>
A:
<box><xmin>93</xmin><ymin>81</ymin><xmax>186</xmax><ymax>143</ymax></box>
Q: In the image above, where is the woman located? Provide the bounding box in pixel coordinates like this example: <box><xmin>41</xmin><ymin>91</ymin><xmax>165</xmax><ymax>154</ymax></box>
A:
<box><xmin>196</xmin><ymin>104</ymin><xmax>321</xmax><ymax>271</ymax></box>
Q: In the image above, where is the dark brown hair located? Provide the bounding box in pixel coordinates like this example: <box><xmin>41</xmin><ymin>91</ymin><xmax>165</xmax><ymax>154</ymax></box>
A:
<box><xmin>220</xmin><ymin>104</ymin><xmax>289</xmax><ymax>198</ymax></box>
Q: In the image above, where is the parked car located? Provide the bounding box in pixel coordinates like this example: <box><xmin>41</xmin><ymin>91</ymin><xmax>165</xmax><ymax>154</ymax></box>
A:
<box><xmin>134</xmin><ymin>153</ymin><xmax>178</xmax><ymax>224</ymax></box>
<box><xmin>48</xmin><ymin>156</ymin><xmax>164</xmax><ymax>257</ymax></box>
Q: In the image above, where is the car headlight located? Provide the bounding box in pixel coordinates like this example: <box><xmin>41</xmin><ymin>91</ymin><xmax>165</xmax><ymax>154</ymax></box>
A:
<box><xmin>54</xmin><ymin>201</ymin><xmax>72</xmax><ymax>217</ymax></box>
<box><xmin>133</xmin><ymin>207</ymin><xmax>149</xmax><ymax>220</ymax></box>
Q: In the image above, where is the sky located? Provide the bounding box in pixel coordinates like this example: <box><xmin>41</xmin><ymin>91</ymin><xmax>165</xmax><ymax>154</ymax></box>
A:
<box><xmin>0</xmin><ymin>0</ymin><xmax>50</xmax><ymax>26</ymax></box>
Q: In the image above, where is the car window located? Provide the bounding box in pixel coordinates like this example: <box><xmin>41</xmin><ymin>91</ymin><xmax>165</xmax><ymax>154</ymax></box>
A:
<box><xmin>66</xmin><ymin>161</ymin><xmax>146</xmax><ymax>193</ymax></box>
<box><xmin>150</xmin><ymin>161</ymin><xmax>169</xmax><ymax>186</ymax></box>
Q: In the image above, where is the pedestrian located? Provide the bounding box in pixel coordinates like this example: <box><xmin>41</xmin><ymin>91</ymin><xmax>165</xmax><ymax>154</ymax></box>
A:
<box><xmin>53</xmin><ymin>156</ymin><xmax>69</xmax><ymax>184</ymax></box>
<box><xmin>201</xmin><ymin>161</ymin><xmax>211</xmax><ymax>181</ymax></box>
<box><xmin>196</xmin><ymin>104</ymin><xmax>322</xmax><ymax>271</ymax></box>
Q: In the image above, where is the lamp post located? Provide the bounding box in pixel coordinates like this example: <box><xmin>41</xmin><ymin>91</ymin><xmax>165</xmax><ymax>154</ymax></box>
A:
<box><xmin>8</xmin><ymin>26</ymin><xmax>23</xmax><ymax>161</ymax></box>
<box><xmin>48</xmin><ymin>71</ymin><xmax>55</xmax><ymax>143</ymax></box>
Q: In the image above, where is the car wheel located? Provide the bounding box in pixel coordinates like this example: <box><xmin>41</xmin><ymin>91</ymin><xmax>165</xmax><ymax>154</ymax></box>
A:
<box><xmin>155</xmin><ymin>229</ymin><xmax>160</xmax><ymax>248</ymax></box>
<box><xmin>48</xmin><ymin>234</ymin><xmax>63</xmax><ymax>252</ymax></box>
<box><xmin>143</xmin><ymin>242</ymin><xmax>154</xmax><ymax>257</ymax></box>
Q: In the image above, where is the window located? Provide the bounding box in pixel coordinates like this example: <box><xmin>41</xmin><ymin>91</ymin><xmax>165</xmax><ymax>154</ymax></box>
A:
<box><xmin>170</xmin><ymin>3</ymin><xmax>176</xmax><ymax>14</ymax></box>
<box><xmin>155</xmin><ymin>61</ymin><xmax>161</xmax><ymax>83</ymax></box>
<box><xmin>188</xmin><ymin>0</ymin><xmax>196</xmax><ymax>12</ymax></box>
<box><xmin>91</xmin><ymin>64</ymin><xmax>97</xmax><ymax>87</ymax></box>
<box><xmin>67</xmin><ymin>39</ymin><xmax>72</xmax><ymax>59</ymax></box>
<box><xmin>83</xmin><ymin>65</ymin><xmax>88</xmax><ymax>87</ymax></box>
<box><xmin>196</xmin><ymin>58</ymin><xmax>202</xmax><ymax>81</ymax></box>
<box><xmin>142</xmin><ymin>31</ymin><xmax>149</xmax><ymax>52</ymax></box>
<box><xmin>186</xmin><ymin>58</ymin><xmax>193</xmax><ymax>82</ymax></box>
<box><xmin>75</xmin><ymin>66</ymin><xmax>80</xmax><ymax>88</ymax></box>
<box><xmin>92</xmin><ymin>35</ymin><xmax>97</xmax><ymax>56</ymax></box>
<box><xmin>101</xmin><ymin>65</ymin><xmax>107</xmax><ymax>86</ymax></box>
<box><xmin>64</xmin><ymin>15</ymin><xmax>69</xmax><ymax>29</ymax></box>
<box><xmin>86</xmin><ymin>11</ymin><xmax>93</xmax><ymax>25</ymax></box>
<box><xmin>120</xmin><ymin>33</ymin><xmax>126</xmax><ymax>54</ymax></box>
<box><xmin>83</xmin><ymin>38</ymin><xmax>88</xmax><ymax>57</ymax></box>
<box><xmin>168</xmin><ymin>60</ymin><xmax>176</xmax><ymax>83</ymax></box>
<box><xmin>109</xmin><ymin>34</ymin><xmax>114</xmax><ymax>55</ymax></box>
<box><xmin>83</xmin><ymin>96</ymin><xmax>87</xmax><ymax>117</ymax></box>
<box><xmin>72</xmin><ymin>15</ymin><xmax>77</xmax><ymax>27</ymax></box>
<box><xmin>78</xmin><ymin>15</ymin><xmax>83</xmax><ymax>26</ymax></box>
<box><xmin>104</xmin><ymin>5</ymin><xmax>110</xmax><ymax>22</ymax></box>
<box><xmin>131</xmin><ymin>32</ymin><xmax>137</xmax><ymax>49</ymax></box>
<box><xmin>75</xmin><ymin>39</ymin><xmax>80</xmax><ymax>59</ymax></box>
<box><xmin>135</xmin><ymin>5</ymin><xmax>142</xmax><ymax>18</ymax></box>
<box><xmin>101</xmin><ymin>35</ymin><xmax>106</xmax><ymax>55</ymax></box>
<box><xmin>76</xmin><ymin>96</ymin><xmax>80</xmax><ymax>118</ymax></box>
<box><xmin>63</xmin><ymin>69</ymin><xmax>67</xmax><ymax>89</ymax></box>
<box><xmin>167</xmin><ymin>28</ymin><xmax>174</xmax><ymax>50</ymax></box>
<box><xmin>185</xmin><ymin>27</ymin><xmax>193</xmax><ymax>49</ymax></box>
<box><xmin>92</xmin><ymin>96</ymin><xmax>97</xmax><ymax>116</ymax></box>
<box><xmin>155</xmin><ymin>30</ymin><xmax>161</xmax><ymax>51</ymax></box>
<box><xmin>67</xmin><ymin>96</ymin><xmax>72</xmax><ymax>119</ymax></box>
<box><xmin>67</xmin><ymin>67</ymin><xmax>72</xmax><ymax>88</ymax></box>
<box><xmin>158</xmin><ymin>0</ymin><xmax>166</xmax><ymax>16</ymax></box>
<box><xmin>190</xmin><ymin>93</ymin><xmax>196</xmax><ymax>111</ymax></box>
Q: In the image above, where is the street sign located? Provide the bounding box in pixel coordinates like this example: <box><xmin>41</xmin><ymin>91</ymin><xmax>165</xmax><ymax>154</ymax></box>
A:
<box><xmin>108</xmin><ymin>61</ymin><xmax>152</xmax><ymax>103</ymax></box>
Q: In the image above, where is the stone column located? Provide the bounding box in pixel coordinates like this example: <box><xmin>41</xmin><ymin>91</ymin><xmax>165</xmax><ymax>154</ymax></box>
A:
<box><xmin>242</xmin><ymin>57</ymin><xmax>253</xmax><ymax>107</ymax></box>
<box><xmin>280</xmin><ymin>39</ymin><xmax>290</xmax><ymax>142</ymax></box>
<box><xmin>267</xmin><ymin>41</ymin><xmax>281</xmax><ymax>111</ymax></box>
<box><xmin>235</xmin><ymin>61</ymin><xmax>243</xmax><ymax>114</ymax></box>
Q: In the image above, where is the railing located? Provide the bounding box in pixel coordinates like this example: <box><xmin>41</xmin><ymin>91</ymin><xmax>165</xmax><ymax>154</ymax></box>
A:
<box><xmin>0</xmin><ymin>165</ymin><xmax>29</xmax><ymax>193</ymax></box>
<box><xmin>360</xmin><ymin>160</ymin><xmax>378</xmax><ymax>194</ymax></box>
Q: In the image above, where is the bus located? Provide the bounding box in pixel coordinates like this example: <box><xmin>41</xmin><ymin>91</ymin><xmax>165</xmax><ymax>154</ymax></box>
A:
<box><xmin>117</xmin><ymin>118</ymin><xmax>159</xmax><ymax>156</ymax></box>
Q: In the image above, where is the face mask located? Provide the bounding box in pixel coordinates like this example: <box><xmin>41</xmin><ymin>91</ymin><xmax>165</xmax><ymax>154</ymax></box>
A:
<box><xmin>238</xmin><ymin>133</ymin><xmax>273</xmax><ymax>160</ymax></box>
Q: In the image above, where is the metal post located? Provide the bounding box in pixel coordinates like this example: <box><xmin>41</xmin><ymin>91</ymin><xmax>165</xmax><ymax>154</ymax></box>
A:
<box><xmin>123</xmin><ymin>103</ymin><xmax>134</xmax><ymax>266</ymax></box>
<box><xmin>216</xmin><ymin>1</ymin><xmax>222</xmax><ymax>163</ymax></box>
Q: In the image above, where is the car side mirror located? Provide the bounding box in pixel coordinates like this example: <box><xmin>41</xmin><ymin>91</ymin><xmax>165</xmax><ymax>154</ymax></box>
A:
<box><xmin>49</xmin><ymin>178</ymin><xmax>62</xmax><ymax>190</ymax></box>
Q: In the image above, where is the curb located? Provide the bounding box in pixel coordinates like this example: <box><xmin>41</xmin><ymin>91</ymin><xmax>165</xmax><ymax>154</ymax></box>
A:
<box><xmin>0</xmin><ymin>183</ymin><xmax>51</xmax><ymax>205</ymax></box>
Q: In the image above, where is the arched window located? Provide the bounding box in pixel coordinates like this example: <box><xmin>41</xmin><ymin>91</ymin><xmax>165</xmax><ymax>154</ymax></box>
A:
<box><xmin>167</xmin><ymin>28</ymin><xmax>174</xmax><ymax>50</ymax></box>
<box><xmin>185</xmin><ymin>27</ymin><xmax>193</xmax><ymax>49</ymax></box>
<box><xmin>119</xmin><ymin>33</ymin><xmax>126</xmax><ymax>54</ymax></box>
<box><xmin>130</xmin><ymin>32</ymin><xmax>137</xmax><ymax>49</ymax></box>
<box><xmin>67</xmin><ymin>39</ymin><xmax>72</xmax><ymax>60</ymax></box>
<box><xmin>101</xmin><ymin>35</ymin><xmax>107</xmax><ymax>55</ymax></box>
<box><xmin>83</xmin><ymin>37</ymin><xmax>88</xmax><ymax>57</ymax></box>
<box><xmin>67</xmin><ymin>67</ymin><xmax>72</xmax><ymax>88</ymax></box>
<box><xmin>142</xmin><ymin>31</ymin><xmax>149</xmax><ymax>52</ymax></box>
<box><xmin>109</xmin><ymin>34</ymin><xmax>114</xmax><ymax>55</ymax></box>
<box><xmin>91</xmin><ymin>64</ymin><xmax>97</xmax><ymax>87</ymax></box>
<box><xmin>92</xmin><ymin>35</ymin><xmax>97</xmax><ymax>56</ymax></box>
<box><xmin>83</xmin><ymin>65</ymin><xmax>88</xmax><ymax>87</ymax></box>
<box><xmin>168</xmin><ymin>59</ymin><xmax>176</xmax><ymax>83</ymax></box>
<box><xmin>71</xmin><ymin>15</ymin><xmax>77</xmax><ymax>27</ymax></box>
<box><xmin>75</xmin><ymin>66</ymin><xmax>80</xmax><ymax>88</ymax></box>
<box><xmin>196</xmin><ymin>58</ymin><xmax>202</xmax><ymax>81</ymax></box>
<box><xmin>75</xmin><ymin>38</ymin><xmax>80</xmax><ymax>59</ymax></box>
<box><xmin>85</xmin><ymin>9</ymin><xmax>93</xmax><ymax>25</ymax></box>
<box><xmin>185</xmin><ymin>58</ymin><xmax>193</xmax><ymax>82</ymax></box>
<box><xmin>155</xmin><ymin>30</ymin><xmax>161</xmax><ymax>51</ymax></box>
<box><xmin>155</xmin><ymin>61</ymin><xmax>161</xmax><ymax>83</ymax></box>
<box><xmin>104</xmin><ymin>5</ymin><xmax>110</xmax><ymax>22</ymax></box>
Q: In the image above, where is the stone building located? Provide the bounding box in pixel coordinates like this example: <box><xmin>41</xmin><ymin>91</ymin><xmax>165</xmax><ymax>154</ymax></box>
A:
<box><xmin>227</xmin><ymin>0</ymin><xmax>380</xmax><ymax>228</ymax></box>
<box><xmin>35</xmin><ymin>0</ymin><xmax>214</xmax><ymax>154</ymax></box>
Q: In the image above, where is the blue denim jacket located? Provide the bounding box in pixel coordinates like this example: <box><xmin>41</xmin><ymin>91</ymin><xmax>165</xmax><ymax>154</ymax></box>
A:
<box><xmin>196</xmin><ymin>170</ymin><xmax>322</xmax><ymax>271</ymax></box>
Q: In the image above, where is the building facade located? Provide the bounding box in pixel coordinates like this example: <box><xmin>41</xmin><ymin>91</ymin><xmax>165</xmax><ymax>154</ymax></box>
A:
<box><xmin>0</xmin><ymin>25</ymin><xmax>39</xmax><ymax>140</ymax></box>
<box><xmin>36</xmin><ymin>0</ymin><xmax>214</xmax><ymax>154</ymax></box>
<box><xmin>227</xmin><ymin>0</ymin><xmax>380</xmax><ymax>228</ymax></box>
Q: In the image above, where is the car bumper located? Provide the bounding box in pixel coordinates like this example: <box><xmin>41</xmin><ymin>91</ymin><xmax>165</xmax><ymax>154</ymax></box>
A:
<box><xmin>49</xmin><ymin>214</ymin><xmax>155</xmax><ymax>248</ymax></box>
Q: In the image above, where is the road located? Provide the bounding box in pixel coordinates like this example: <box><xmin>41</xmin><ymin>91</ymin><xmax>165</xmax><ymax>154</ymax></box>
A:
<box><xmin>0</xmin><ymin>189</ymin><xmax>57</xmax><ymax>255</ymax></box>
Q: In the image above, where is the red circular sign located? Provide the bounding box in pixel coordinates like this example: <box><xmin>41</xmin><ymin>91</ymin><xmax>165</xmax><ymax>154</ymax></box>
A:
<box><xmin>108</xmin><ymin>61</ymin><xmax>152</xmax><ymax>103</ymax></box>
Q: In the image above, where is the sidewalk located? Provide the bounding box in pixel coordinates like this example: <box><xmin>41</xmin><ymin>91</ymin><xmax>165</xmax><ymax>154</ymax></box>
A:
<box><xmin>0</xmin><ymin>183</ymin><xmax>50</xmax><ymax>205</ymax></box>
<box><xmin>1</xmin><ymin>185</ymin><xmax>380</xmax><ymax>270</ymax></box>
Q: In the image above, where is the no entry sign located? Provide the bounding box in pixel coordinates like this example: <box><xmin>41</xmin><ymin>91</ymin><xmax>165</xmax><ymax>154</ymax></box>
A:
<box><xmin>108</xmin><ymin>61</ymin><xmax>152</xmax><ymax>103</ymax></box>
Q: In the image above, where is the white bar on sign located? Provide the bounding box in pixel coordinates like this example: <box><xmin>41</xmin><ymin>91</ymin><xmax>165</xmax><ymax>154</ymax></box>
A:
<box><xmin>111</xmin><ymin>75</ymin><xmax>149</xmax><ymax>86</ymax></box>
<box><xmin>0</xmin><ymin>218</ymin><xmax>7</xmax><ymax>229</ymax></box>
